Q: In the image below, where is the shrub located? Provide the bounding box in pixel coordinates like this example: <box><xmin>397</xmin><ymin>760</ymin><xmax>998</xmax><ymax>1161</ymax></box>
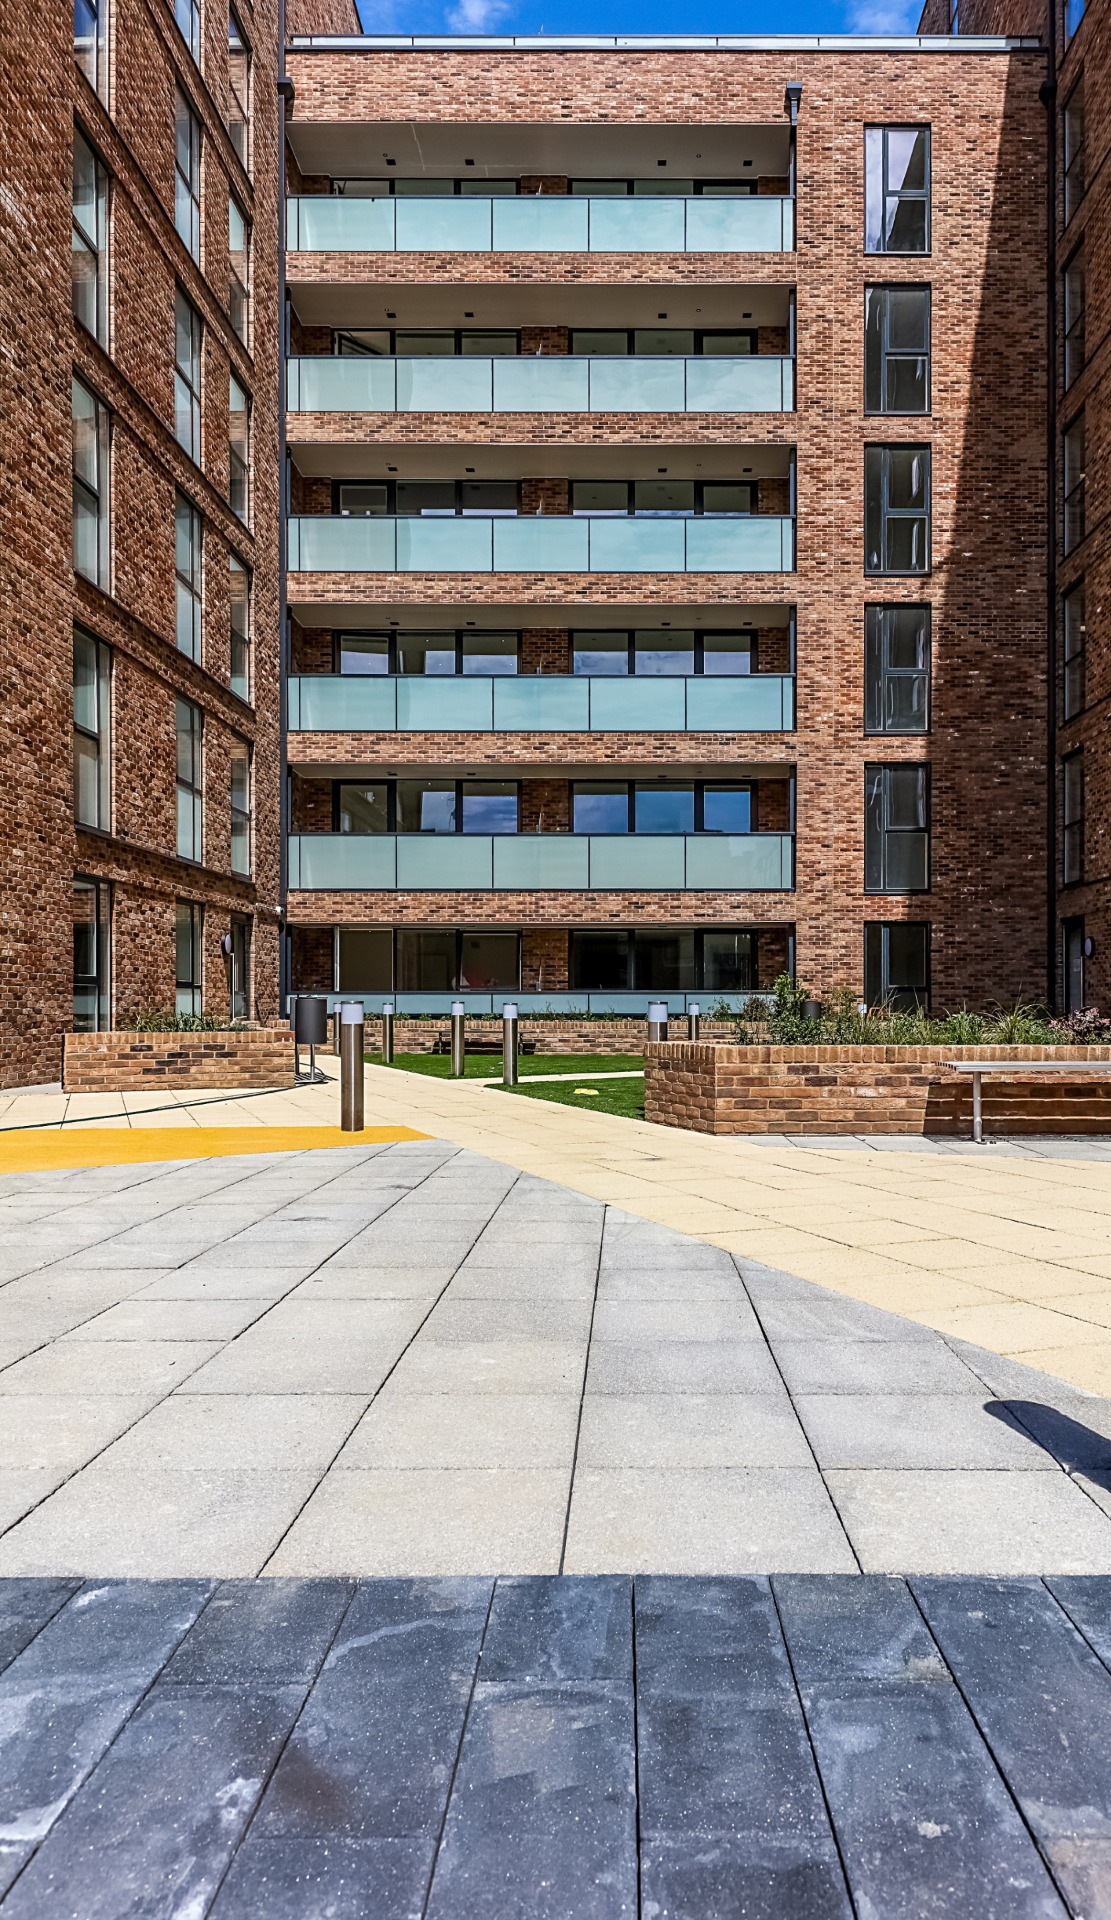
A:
<box><xmin>129</xmin><ymin>1010</ymin><xmax>248</xmax><ymax>1033</ymax></box>
<box><xmin>726</xmin><ymin>980</ymin><xmax>1107</xmax><ymax>1048</ymax></box>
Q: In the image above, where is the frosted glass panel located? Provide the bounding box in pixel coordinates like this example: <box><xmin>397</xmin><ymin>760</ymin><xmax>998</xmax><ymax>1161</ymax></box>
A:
<box><xmin>588</xmin><ymin>520</ymin><xmax>686</xmax><ymax>573</ymax></box>
<box><xmin>492</xmin><ymin>197</ymin><xmax>590</xmax><ymax>250</ymax></box>
<box><xmin>589</xmin><ymin>836</ymin><xmax>685</xmax><ymax>888</ymax></box>
<box><xmin>493</xmin><ymin>678</ymin><xmax>590</xmax><ymax>729</ymax></box>
<box><xmin>395</xmin><ymin>197</ymin><xmax>491</xmax><ymax>250</ymax></box>
<box><xmin>493</xmin><ymin>837</ymin><xmax>590</xmax><ymax>888</ymax></box>
<box><xmin>588</xmin><ymin>679</ymin><xmax>685</xmax><ymax>730</ymax></box>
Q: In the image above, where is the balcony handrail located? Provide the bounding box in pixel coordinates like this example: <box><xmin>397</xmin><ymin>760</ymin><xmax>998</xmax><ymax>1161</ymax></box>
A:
<box><xmin>286</xmin><ymin>353</ymin><xmax>795</xmax><ymax>414</ymax></box>
<box><xmin>286</xmin><ymin>513</ymin><xmax>796</xmax><ymax>575</ymax></box>
<box><xmin>287</xmin><ymin>829</ymin><xmax>796</xmax><ymax>892</ymax></box>
<box><xmin>287</xmin><ymin>671</ymin><xmax>796</xmax><ymax>732</ymax></box>
<box><xmin>286</xmin><ymin>193</ymin><xmax>795</xmax><ymax>254</ymax></box>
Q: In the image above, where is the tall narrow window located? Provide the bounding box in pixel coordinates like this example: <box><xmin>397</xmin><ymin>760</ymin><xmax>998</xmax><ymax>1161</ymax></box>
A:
<box><xmin>228</xmin><ymin>197</ymin><xmax>248</xmax><ymax>340</ymax></box>
<box><xmin>1063</xmin><ymin>582</ymin><xmax>1086</xmax><ymax>720</ymax></box>
<box><xmin>174</xmin><ymin>90</ymin><xmax>202</xmax><ymax>261</ymax></box>
<box><xmin>1063</xmin><ymin>753</ymin><xmax>1084</xmax><ymax>883</ymax></box>
<box><xmin>174</xmin><ymin>287</ymin><xmax>202</xmax><ymax>461</ymax></box>
<box><xmin>1064</xmin><ymin>248</ymin><xmax>1086</xmax><ymax>388</ymax></box>
<box><xmin>175</xmin><ymin>900</ymin><xmax>203</xmax><ymax>1015</ymax></box>
<box><xmin>72</xmin><ymin>131</ymin><xmax>108</xmax><ymax>344</ymax></box>
<box><xmin>864</xmin><ymin>446</ymin><xmax>931</xmax><ymax>575</ymax></box>
<box><xmin>175</xmin><ymin>0</ymin><xmax>201</xmax><ymax>60</ymax></box>
<box><xmin>72</xmin><ymin>377</ymin><xmax>109</xmax><ymax>588</ymax></box>
<box><xmin>227</xmin><ymin>8</ymin><xmax>250</xmax><ymax>169</ymax></box>
<box><xmin>175</xmin><ymin>493</ymin><xmax>202</xmax><ymax>661</ymax></box>
<box><xmin>864</xmin><ymin>922</ymin><xmax>930</xmax><ymax>1011</ymax></box>
<box><xmin>864</xmin><ymin>286</ymin><xmax>930</xmax><ymax>414</ymax></box>
<box><xmin>73</xmin><ymin>877</ymin><xmax>111</xmax><ymax>1030</ymax></box>
<box><xmin>229</xmin><ymin>555</ymin><xmax>250</xmax><ymax>700</ymax></box>
<box><xmin>228</xmin><ymin>377</ymin><xmax>249</xmax><ymax>521</ymax></box>
<box><xmin>1066</xmin><ymin>0</ymin><xmax>1085</xmax><ymax>43</ymax></box>
<box><xmin>865</xmin><ymin>127</ymin><xmax>931</xmax><ymax>254</ymax></box>
<box><xmin>865</xmin><ymin>764</ymin><xmax>930</xmax><ymax>892</ymax></box>
<box><xmin>229</xmin><ymin>742</ymin><xmax>251</xmax><ymax>874</ymax></box>
<box><xmin>74</xmin><ymin>0</ymin><xmax>108</xmax><ymax>98</ymax></box>
<box><xmin>1064</xmin><ymin>80</ymin><xmax>1085</xmax><ymax>222</ymax></box>
<box><xmin>175</xmin><ymin>698</ymin><xmax>203</xmax><ymax>861</ymax></box>
<box><xmin>864</xmin><ymin>605</ymin><xmax>930</xmax><ymax>733</ymax></box>
<box><xmin>74</xmin><ymin>629</ymin><xmax>111</xmax><ymax>829</ymax></box>
<box><xmin>1064</xmin><ymin>413</ymin><xmax>1086</xmax><ymax>553</ymax></box>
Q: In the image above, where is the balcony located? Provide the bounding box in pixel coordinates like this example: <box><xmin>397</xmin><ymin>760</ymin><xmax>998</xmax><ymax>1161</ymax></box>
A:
<box><xmin>287</xmin><ymin>355</ymin><xmax>795</xmax><ymax>415</ymax></box>
<box><xmin>286</xmin><ymin>194</ymin><xmax>794</xmax><ymax>255</ymax></box>
<box><xmin>287</xmin><ymin>832</ymin><xmax>795</xmax><ymax>891</ymax></box>
<box><xmin>287</xmin><ymin>673</ymin><xmax>795</xmax><ymax>733</ymax></box>
<box><xmin>287</xmin><ymin>515</ymin><xmax>795</xmax><ymax>575</ymax></box>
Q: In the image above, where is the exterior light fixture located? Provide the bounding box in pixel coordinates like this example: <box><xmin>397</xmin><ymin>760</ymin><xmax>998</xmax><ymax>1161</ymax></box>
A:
<box><xmin>785</xmin><ymin>81</ymin><xmax>803</xmax><ymax>123</ymax></box>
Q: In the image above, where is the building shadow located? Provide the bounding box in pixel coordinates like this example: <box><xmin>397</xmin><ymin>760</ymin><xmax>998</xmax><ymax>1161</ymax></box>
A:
<box><xmin>986</xmin><ymin>1398</ymin><xmax>1111</xmax><ymax>1490</ymax></box>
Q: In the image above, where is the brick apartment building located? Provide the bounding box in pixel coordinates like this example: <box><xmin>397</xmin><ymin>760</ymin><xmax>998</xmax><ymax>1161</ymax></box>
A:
<box><xmin>4</xmin><ymin>2</ymin><xmax>1108</xmax><ymax>1082</ymax></box>
<box><xmin>280</xmin><ymin>29</ymin><xmax>1051</xmax><ymax>1018</ymax></box>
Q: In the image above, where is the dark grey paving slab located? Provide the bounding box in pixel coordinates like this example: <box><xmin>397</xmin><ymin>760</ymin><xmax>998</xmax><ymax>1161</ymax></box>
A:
<box><xmin>914</xmin><ymin>1577</ymin><xmax>1111</xmax><ymax>1915</ymax></box>
<box><xmin>209</xmin><ymin>1835</ymin><xmax>433</xmax><ymax>1919</ymax></box>
<box><xmin>158</xmin><ymin>1577</ymin><xmax>354</xmax><ymax>1686</ymax></box>
<box><xmin>776</xmin><ymin>1575</ymin><xmax>1068</xmax><ymax>1919</ymax></box>
<box><xmin>0</xmin><ymin>1581</ymin><xmax>81</xmax><ymax>1674</ymax></box>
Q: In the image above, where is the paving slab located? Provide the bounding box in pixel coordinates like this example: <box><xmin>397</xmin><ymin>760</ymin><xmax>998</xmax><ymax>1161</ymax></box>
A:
<box><xmin>564</xmin><ymin>1470</ymin><xmax>857</xmax><ymax>1575</ymax></box>
<box><xmin>827</xmin><ymin>1470</ymin><xmax>1111</xmax><ymax>1574</ymax></box>
<box><xmin>267</xmin><ymin>1469</ymin><xmax>569</xmax><ymax>1577</ymax></box>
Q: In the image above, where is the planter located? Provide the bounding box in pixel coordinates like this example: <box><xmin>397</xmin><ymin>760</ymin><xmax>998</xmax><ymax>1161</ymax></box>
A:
<box><xmin>63</xmin><ymin>1030</ymin><xmax>297</xmax><ymax>1093</ymax></box>
<box><xmin>643</xmin><ymin>1043</ymin><xmax>1111</xmax><ymax>1136</ymax></box>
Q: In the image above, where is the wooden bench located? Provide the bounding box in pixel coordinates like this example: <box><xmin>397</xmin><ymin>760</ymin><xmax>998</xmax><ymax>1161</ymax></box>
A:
<box><xmin>430</xmin><ymin>1036</ymin><xmax>537</xmax><ymax>1056</ymax></box>
<box><xmin>942</xmin><ymin>1059</ymin><xmax>1111</xmax><ymax>1143</ymax></box>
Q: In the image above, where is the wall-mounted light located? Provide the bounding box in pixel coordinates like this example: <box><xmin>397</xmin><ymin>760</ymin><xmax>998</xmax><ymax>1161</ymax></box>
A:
<box><xmin>785</xmin><ymin>82</ymin><xmax>803</xmax><ymax>124</ymax></box>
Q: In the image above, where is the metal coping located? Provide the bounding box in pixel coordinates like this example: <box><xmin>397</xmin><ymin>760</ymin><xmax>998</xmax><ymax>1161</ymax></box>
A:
<box><xmin>287</xmin><ymin>32</ymin><xmax>1042</xmax><ymax>51</ymax></box>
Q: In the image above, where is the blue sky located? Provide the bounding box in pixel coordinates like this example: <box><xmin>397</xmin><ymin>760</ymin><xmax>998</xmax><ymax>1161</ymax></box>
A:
<box><xmin>354</xmin><ymin>0</ymin><xmax>923</xmax><ymax>44</ymax></box>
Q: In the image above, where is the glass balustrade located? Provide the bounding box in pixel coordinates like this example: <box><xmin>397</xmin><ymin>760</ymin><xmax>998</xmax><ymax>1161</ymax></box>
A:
<box><xmin>287</xmin><ymin>195</ymin><xmax>794</xmax><ymax>254</ymax></box>
<box><xmin>287</xmin><ymin>832</ymin><xmax>795</xmax><ymax>891</ymax></box>
<box><xmin>287</xmin><ymin>355</ymin><xmax>794</xmax><ymax>414</ymax></box>
<box><xmin>287</xmin><ymin>516</ymin><xmax>795</xmax><ymax>574</ymax></box>
<box><xmin>287</xmin><ymin>674</ymin><xmax>795</xmax><ymax>733</ymax></box>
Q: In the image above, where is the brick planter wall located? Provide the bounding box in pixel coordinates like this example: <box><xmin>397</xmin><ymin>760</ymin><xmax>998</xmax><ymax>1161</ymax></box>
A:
<box><xmin>372</xmin><ymin>1018</ymin><xmax>738</xmax><ymax>1057</ymax></box>
<box><xmin>63</xmin><ymin>1030</ymin><xmax>297</xmax><ymax>1092</ymax></box>
<box><xmin>643</xmin><ymin>1044</ymin><xmax>1111</xmax><ymax>1135</ymax></box>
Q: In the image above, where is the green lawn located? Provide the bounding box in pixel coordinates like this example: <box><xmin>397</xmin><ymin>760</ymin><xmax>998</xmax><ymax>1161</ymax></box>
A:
<box><xmin>367</xmin><ymin>1050</ymin><xmax>642</xmax><ymax>1080</ymax></box>
<box><xmin>494</xmin><ymin>1076</ymin><xmax>645</xmax><ymax>1119</ymax></box>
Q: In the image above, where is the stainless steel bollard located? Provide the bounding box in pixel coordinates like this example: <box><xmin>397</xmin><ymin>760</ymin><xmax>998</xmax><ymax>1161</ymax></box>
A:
<box><xmin>647</xmin><ymin>999</ymin><xmax>669</xmax><ymax>1045</ymax></box>
<box><xmin>450</xmin><ymin>1000</ymin><xmax>466</xmax><ymax>1078</ymax></box>
<box><xmin>502</xmin><ymin>1001</ymin><xmax>519</xmax><ymax>1088</ymax></box>
<box><xmin>687</xmin><ymin>1002</ymin><xmax>701</xmax><ymax>1042</ymax></box>
<box><xmin>381</xmin><ymin>1000</ymin><xmax>395</xmax><ymax>1065</ymax></box>
<box><xmin>332</xmin><ymin>1010</ymin><xmax>342</xmax><ymax>1056</ymax></box>
<box><xmin>340</xmin><ymin>1000</ymin><xmax>365</xmax><ymax>1132</ymax></box>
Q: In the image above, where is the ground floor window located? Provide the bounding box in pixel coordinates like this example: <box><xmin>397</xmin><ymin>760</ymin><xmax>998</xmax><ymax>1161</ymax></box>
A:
<box><xmin>863</xmin><ymin>921</ymin><xmax>930</xmax><ymax>1012</ymax></box>
<box><xmin>175</xmin><ymin>900</ymin><xmax>203</xmax><ymax>1017</ymax></box>
<box><xmin>227</xmin><ymin>915</ymin><xmax>251</xmax><ymax>1020</ymax></box>
<box><xmin>73</xmin><ymin>876</ymin><xmax>110</xmax><ymax>1030</ymax></box>
<box><xmin>336</xmin><ymin>928</ymin><xmax>521</xmax><ymax>993</ymax></box>
<box><xmin>570</xmin><ymin>928</ymin><xmax>754</xmax><ymax>993</ymax></box>
<box><xmin>1062</xmin><ymin>916</ymin><xmax>1086</xmax><ymax>1013</ymax></box>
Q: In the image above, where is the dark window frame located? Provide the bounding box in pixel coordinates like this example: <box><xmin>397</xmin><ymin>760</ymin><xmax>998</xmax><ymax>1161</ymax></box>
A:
<box><xmin>569</xmin><ymin>779</ymin><xmax>757</xmax><ymax>835</ymax></box>
<box><xmin>864</xmin><ymin>284</ymin><xmax>931</xmax><ymax>415</ymax></box>
<box><xmin>227</xmin><ymin>6</ymin><xmax>250</xmax><ymax>171</ymax></box>
<box><xmin>864</xmin><ymin>604</ymin><xmax>931</xmax><ymax>734</ymax></box>
<box><xmin>864</xmin><ymin>125</ymin><xmax>932</xmax><ymax>256</ymax></box>
<box><xmin>570</xmin><ymin>480</ymin><xmax>757</xmax><ymax>517</ymax></box>
<box><xmin>174</xmin><ymin>89</ymin><xmax>202</xmax><ymax>261</ymax></box>
<box><xmin>864</xmin><ymin>762</ymin><xmax>931</xmax><ymax>894</ymax></box>
<box><xmin>74</xmin><ymin>0</ymin><xmax>109</xmax><ymax>98</ymax></box>
<box><xmin>569</xmin><ymin>926</ymin><xmax>759</xmax><ymax>993</ymax></box>
<box><xmin>1064</xmin><ymin>244</ymin><xmax>1086</xmax><ymax>389</ymax></box>
<box><xmin>72</xmin><ymin>127</ymin><xmax>109</xmax><ymax>345</ymax></box>
<box><xmin>173</xmin><ymin>0</ymin><xmax>201</xmax><ymax>64</ymax></box>
<box><xmin>174</xmin><ymin>285</ymin><xmax>202</xmax><ymax>463</ymax></box>
<box><xmin>334</xmin><ymin>629</ymin><xmax>521</xmax><ymax>675</ymax></box>
<box><xmin>174</xmin><ymin>898</ymin><xmax>203</xmax><ymax>1015</ymax></box>
<box><xmin>1064</xmin><ymin>79</ymin><xmax>1086</xmax><ymax>224</ymax></box>
<box><xmin>174</xmin><ymin>491</ymin><xmax>202</xmax><ymax>662</ymax></box>
<box><xmin>73</xmin><ymin>874</ymin><xmax>111</xmax><ymax>1031</ymax></box>
<box><xmin>72</xmin><ymin>376</ymin><xmax>110</xmax><ymax>589</ymax></box>
<box><xmin>1063</xmin><ymin>750</ymin><xmax>1084</xmax><ymax>884</ymax></box>
<box><xmin>863</xmin><ymin>920</ymin><xmax>931</xmax><ymax>1011</ymax></box>
<box><xmin>175</xmin><ymin>696</ymin><xmax>204</xmax><ymax>863</ymax></box>
<box><xmin>73</xmin><ymin>627</ymin><xmax>111</xmax><ymax>832</ymax></box>
<box><xmin>864</xmin><ymin>443</ymin><xmax>932</xmax><ymax>576</ymax></box>
<box><xmin>229</xmin><ymin>740</ymin><xmax>251</xmax><ymax>875</ymax></box>
<box><xmin>333</xmin><ymin>778</ymin><xmax>521</xmax><ymax>835</ymax></box>
<box><xmin>1063</xmin><ymin>580</ymin><xmax>1086</xmax><ymax>721</ymax></box>
<box><xmin>229</xmin><ymin>553</ymin><xmax>251</xmax><ymax>702</ymax></box>
<box><xmin>1064</xmin><ymin>412</ymin><xmax>1086</xmax><ymax>553</ymax></box>
<box><xmin>228</xmin><ymin>374</ymin><xmax>249</xmax><ymax>522</ymax></box>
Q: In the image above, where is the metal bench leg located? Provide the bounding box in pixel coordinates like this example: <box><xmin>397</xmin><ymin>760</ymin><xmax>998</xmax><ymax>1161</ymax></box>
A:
<box><xmin>973</xmin><ymin>1071</ymin><xmax>983</xmax><ymax>1145</ymax></box>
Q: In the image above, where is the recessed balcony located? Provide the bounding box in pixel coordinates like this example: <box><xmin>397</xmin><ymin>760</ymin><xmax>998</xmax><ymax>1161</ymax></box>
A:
<box><xmin>287</xmin><ymin>514</ymin><xmax>795</xmax><ymax>574</ymax></box>
<box><xmin>287</xmin><ymin>832</ymin><xmax>795</xmax><ymax>892</ymax></box>
<box><xmin>287</xmin><ymin>673</ymin><xmax>794</xmax><ymax>732</ymax></box>
<box><xmin>286</xmin><ymin>193</ymin><xmax>794</xmax><ymax>254</ymax></box>
<box><xmin>287</xmin><ymin>353</ymin><xmax>794</xmax><ymax>415</ymax></box>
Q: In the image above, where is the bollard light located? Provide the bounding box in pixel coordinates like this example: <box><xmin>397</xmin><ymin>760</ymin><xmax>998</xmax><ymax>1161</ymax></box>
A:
<box><xmin>450</xmin><ymin>1000</ymin><xmax>466</xmax><ymax>1079</ymax></box>
<box><xmin>381</xmin><ymin>1000</ymin><xmax>395</xmax><ymax>1065</ymax></box>
<box><xmin>647</xmin><ymin>1000</ymin><xmax>669</xmax><ymax>1045</ymax></box>
<box><xmin>339</xmin><ymin>999</ymin><xmax>365</xmax><ymax>1132</ymax></box>
<box><xmin>502</xmin><ymin>1001</ymin><xmax>519</xmax><ymax>1088</ymax></box>
<box><xmin>687</xmin><ymin>1002</ymin><xmax>701</xmax><ymax>1043</ymax></box>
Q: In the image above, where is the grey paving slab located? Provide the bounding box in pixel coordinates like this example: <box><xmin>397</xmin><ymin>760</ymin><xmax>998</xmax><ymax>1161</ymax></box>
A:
<box><xmin>0</xmin><ymin>1579</ymin><xmax>81</xmax><ymax>1674</ymax></box>
<box><xmin>795</xmin><ymin>1394</ymin><xmax>1060</xmax><ymax>1470</ymax></box>
<box><xmin>340</xmin><ymin>1394</ymin><xmax>579</xmax><ymax>1470</ymax></box>
<box><xmin>753</xmin><ymin>1290</ymin><xmax>941</xmax><ymax>1343</ymax></box>
<box><xmin>446</xmin><ymin>1262</ymin><xmax>599</xmax><ymax>1301</ymax></box>
<box><xmin>585</xmin><ymin>1338</ymin><xmax>783</xmax><ymax>1395</ymax></box>
<box><xmin>209</xmin><ymin>1835</ymin><xmax>434</xmax><ymax>1919</ymax></box>
<box><xmin>421</xmin><ymin>1297</ymin><xmax>594</xmax><ymax>1343</ymax></box>
<box><xmin>564</xmin><ymin>1471</ymin><xmax>857</xmax><ymax>1575</ymax></box>
<box><xmin>298</xmin><ymin>1263</ymin><xmax>458</xmax><ymax>1300</ymax></box>
<box><xmin>591</xmin><ymin>1297</ymin><xmax>762</xmax><ymax>1343</ymax></box>
<box><xmin>596</xmin><ymin>1264</ymin><xmax>749</xmax><ymax>1303</ymax></box>
<box><xmin>600</xmin><ymin>1240</ymin><xmax>737</xmax><ymax>1274</ymax></box>
<box><xmin>915</xmin><ymin>1577</ymin><xmax>1111</xmax><ymax>1916</ymax></box>
<box><xmin>773</xmin><ymin>1337</ymin><xmax>986</xmax><ymax>1396</ymax></box>
<box><xmin>0</xmin><ymin>1397</ymin><xmax>152</xmax><ymax>1473</ymax></box>
<box><xmin>176</xmin><ymin>1315</ymin><xmax>419</xmax><ymax>1396</ymax></box>
<box><xmin>828</xmin><ymin>1470</ymin><xmax>1111</xmax><ymax>1573</ymax></box>
<box><xmin>578</xmin><ymin>1393</ymin><xmax>815</xmax><ymax>1471</ymax></box>
<box><xmin>0</xmin><ymin>1341</ymin><xmax>219</xmax><ymax>1398</ymax></box>
<box><xmin>62</xmin><ymin>1298</ymin><xmax>268</xmax><ymax>1342</ymax></box>
<box><xmin>775</xmin><ymin>1575</ymin><xmax>1068</xmax><ymax>1920</ymax></box>
<box><xmin>267</xmin><ymin>1469</ymin><xmax>568</xmax><ymax>1577</ymax></box>
<box><xmin>96</xmin><ymin>1394</ymin><xmax>364</xmax><ymax>1470</ymax></box>
<box><xmin>387</xmin><ymin>1339</ymin><xmax>584</xmax><ymax>1398</ymax></box>
<box><xmin>455</xmin><ymin>1247</ymin><xmax>601</xmax><ymax>1284</ymax></box>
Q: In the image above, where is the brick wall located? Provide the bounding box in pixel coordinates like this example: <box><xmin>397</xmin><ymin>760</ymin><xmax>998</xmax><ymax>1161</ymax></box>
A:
<box><xmin>63</xmin><ymin>1027</ymin><xmax>297</xmax><ymax>1090</ymax></box>
<box><xmin>645</xmin><ymin>1042</ymin><xmax>1111</xmax><ymax>1134</ymax></box>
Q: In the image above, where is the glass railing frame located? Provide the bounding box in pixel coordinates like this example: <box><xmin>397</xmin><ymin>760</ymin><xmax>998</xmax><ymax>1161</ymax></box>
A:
<box><xmin>286</xmin><ymin>354</ymin><xmax>796</xmax><ymax>415</ymax></box>
<box><xmin>286</xmin><ymin>193</ymin><xmax>796</xmax><ymax>254</ymax></box>
<box><xmin>287</xmin><ymin>672</ymin><xmax>796</xmax><ymax>733</ymax></box>
<box><xmin>287</xmin><ymin>831</ymin><xmax>796</xmax><ymax>892</ymax></box>
<box><xmin>286</xmin><ymin>514</ymin><xmax>796</xmax><ymax>575</ymax></box>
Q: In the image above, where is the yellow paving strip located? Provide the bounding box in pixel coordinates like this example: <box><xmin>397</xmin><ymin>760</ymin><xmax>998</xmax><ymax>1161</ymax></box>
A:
<box><xmin>0</xmin><ymin>1126</ymin><xmax>428</xmax><ymax>1174</ymax></box>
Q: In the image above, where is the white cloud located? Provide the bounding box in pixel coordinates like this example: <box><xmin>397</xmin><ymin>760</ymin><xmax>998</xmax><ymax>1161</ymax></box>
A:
<box><xmin>845</xmin><ymin>0</ymin><xmax>921</xmax><ymax>28</ymax></box>
<box><xmin>444</xmin><ymin>0</ymin><xmax>513</xmax><ymax>27</ymax></box>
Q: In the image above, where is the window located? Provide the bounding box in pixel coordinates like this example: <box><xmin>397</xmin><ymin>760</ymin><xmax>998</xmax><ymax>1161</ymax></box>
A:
<box><xmin>865</xmin><ymin>127</ymin><xmax>930</xmax><ymax>254</ymax></box>
<box><xmin>572</xmin><ymin>480</ymin><xmax>754</xmax><ymax>515</ymax></box>
<box><xmin>864</xmin><ymin>287</ymin><xmax>930</xmax><ymax>414</ymax></box>
<box><xmin>1064</xmin><ymin>582</ymin><xmax>1086</xmax><ymax>720</ymax></box>
<box><xmin>571</xmin><ymin>630</ymin><xmax>756</xmax><ymax>676</ymax></box>
<box><xmin>174</xmin><ymin>287</ymin><xmax>202</xmax><ymax>461</ymax></box>
<box><xmin>336</xmin><ymin>480</ymin><xmax>519</xmax><ymax>517</ymax></box>
<box><xmin>73</xmin><ymin>629</ymin><xmax>111</xmax><ymax>829</ymax></box>
<box><xmin>569</xmin><ymin>928</ymin><xmax>755</xmax><ymax>993</ymax></box>
<box><xmin>864</xmin><ymin>922</ymin><xmax>930</xmax><ymax>1011</ymax></box>
<box><xmin>74</xmin><ymin>0</ymin><xmax>108</xmax><ymax>98</ymax></box>
<box><xmin>864</xmin><ymin>446</ymin><xmax>930</xmax><ymax>575</ymax></box>
<box><xmin>73</xmin><ymin>877</ymin><xmax>111</xmax><ymax>1030</ymax></box>
<box><xmin>864</xmin><ymin>606</ymin><xmax>930</xmax><ymax>733</ymax></box>
<box><xmin>569</xmin><ymin>178</ymin><xmax>753</xmax><ymax>198</ymax></box>
<box><xmin>175</xmin><ymin>697</ymin><xmax>203</xmax><ymax>861</ymax></box>
<box><xmin>392</xmin><ymin>929</ymin><xmax>520</xmax><ymax>993</ymax></box>
<box><xmin>175</xmin><ymin>900</ymin><xmax>203</xmax><ymax>1015</ymax></box>
<box><xmin>1063</xmin><ymin>752</ymin><xmax>1084</xmax><ymax>883</ymax></box>
<box><xmin>227</xmin><ymin>9</ymin><xmax>250</xmax><ymax>168</ymax></box>
<box><xmin>227</xmin><ymin>914</ymin><xmax>251</xmax><ymax>1018</ymax></box>
<box><xmin>228</xmin><ymin>377</ymin><xmax>249</xmax><ymax>520</ymax></box>
<box><xmin>337</xmin><ymin>929</ymin><xmax>393</xmax><ymax>991</ymax></box>
<box><xmin>570</xmin><ymin>781</ymin><xmax>753</xmax><ymax>834</ymax></box>
<box><xmin>228</xmin><ymin>197</ymin><xmax>248</xmax><ymax>340</ymax></box>
<box><xmin>338</xmin><ymin>779</ymin><xmax>521</xmax><ymax>835</ymax></box>
<box><xmin>175</xmin><ymin>0</ymin><xmax>201</xmax><ymax>61</ymax></box>
<box><xmin>1064</xmin><ymin>81</ymin><xmax>1085</xmax><ymax>223</ymax></box>
<box><xmin>72</xmin><ymin>131</ymin><xmax>108</xmax><ymax>344</ymax></box>
<box><xmin>1064</xmin><ymin>414</ymin><xmax>1086</xmax><ymax>552</ymax></box>
<box><xmin>174</xmin><ymin>91</ymin><xmax>202</xmax><ymax>260</ymax></box>
<box><xmin>865</xmin><ymin>764</ymin><xmax>930</xmax><ymax>891</ymax></box>
<box><xmin>1066</xmin><ymin>0</ymin><xmax>1085</xmax><ymax>43</ymax></box>
<box><xmin>229</xmin><ymin>554</ymin><xmax>250</xmax><ymax>699</ymax></box>
<box><xmin>1064</xmin><ymin>248</ymin><xmax>1086</xmax><ymax>388</ymax></box>
<box><xmin>949</xmin><ymin>0</ymin><xmax>959</xmax><ymax>28</ymax></box>
<box><xmin>72</xmin><ymin>378</ymin><xmax>109</xmax><ymax>588</ymax></box>
<box><xmin>229</xmin><ymin>742</ymin><xmax>251</xmax><ymax>874</ymax></box>
<box><xmin>175</xmin><ymin>493</ymin><xmax>202</xmax><ymax>661</ymax></box>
